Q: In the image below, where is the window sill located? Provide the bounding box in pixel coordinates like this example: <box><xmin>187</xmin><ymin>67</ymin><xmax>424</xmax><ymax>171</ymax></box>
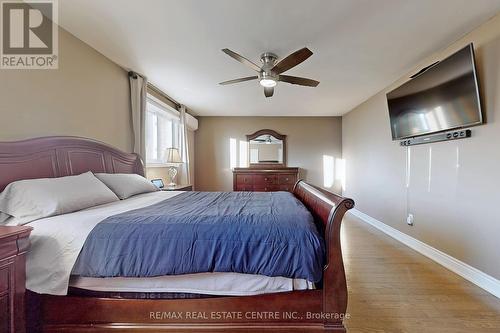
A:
<box><xmin>146</xmin><ymin>163</ymin><xmax>169</xmax><ymax>168</ymax></box>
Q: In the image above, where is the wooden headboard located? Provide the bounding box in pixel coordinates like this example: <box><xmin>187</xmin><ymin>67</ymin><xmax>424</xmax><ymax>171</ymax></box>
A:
<box><xmin>0</xmin><ymin>136</ymin><xmax>144</xmax><ymax>192</ymax></box>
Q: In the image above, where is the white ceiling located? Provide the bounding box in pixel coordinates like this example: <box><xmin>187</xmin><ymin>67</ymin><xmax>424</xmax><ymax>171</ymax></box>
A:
<box><xmin>58</xmin><ymin>0</ymin><xmax>500</xmax><ymax>116</ymax></box>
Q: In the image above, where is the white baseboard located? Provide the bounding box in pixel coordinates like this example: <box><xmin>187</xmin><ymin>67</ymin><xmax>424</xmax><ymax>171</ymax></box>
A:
<box><xmin>348</xmin><ymin>209</ymin><xmax>500</xmax><ymax>299</ymax></box>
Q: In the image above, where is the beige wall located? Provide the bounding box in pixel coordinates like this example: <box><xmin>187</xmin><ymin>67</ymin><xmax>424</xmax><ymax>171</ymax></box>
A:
<box><xmin>195</xmin><ymin>117</ymin><xmax>342</xmax><ymax>192</ymax></box>
<box><xmin>342</xmin><ymin>14</ymin><xmax>500</xmax><ymax>279</ymax></box>
<box><xmin>0</xmin><ymin>27</ymin><xmax>132</xmax><ymax>152</ymax></box>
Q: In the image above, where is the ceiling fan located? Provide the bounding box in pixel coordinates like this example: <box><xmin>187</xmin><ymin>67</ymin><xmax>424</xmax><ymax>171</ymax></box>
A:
<box><xmin>219</xmin><ymin>47</ymin><xmax>319</xmax><ymax>97</ymax></box>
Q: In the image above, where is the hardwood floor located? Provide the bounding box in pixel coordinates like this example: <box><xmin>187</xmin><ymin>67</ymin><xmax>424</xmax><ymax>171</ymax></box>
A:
<box><xmin>342</xmin><ymin>214</ymin><xmax>500</xmax><ymax>333</ymax></box>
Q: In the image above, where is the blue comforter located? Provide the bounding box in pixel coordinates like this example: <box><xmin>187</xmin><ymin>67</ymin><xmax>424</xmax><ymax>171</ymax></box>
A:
<box><xmin>72</xmin><ymin>191</ymin><xmax>325</xmax><ymax>282</ymax></box>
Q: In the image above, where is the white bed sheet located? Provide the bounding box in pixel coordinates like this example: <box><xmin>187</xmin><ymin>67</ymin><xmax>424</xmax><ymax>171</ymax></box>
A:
<box><xmin>26</xmin><ymin>191</ymin><xmax>314</xmax><ymax>296</ymax></box>
<box><xmin>70</xmin><ymin>272</ymin><xmax>314</xmax><ymax>296</ymax></box>
<box><xmin>26</xmin><ymin>191</ymin><xmax>182</xmax><ymax>295</ymax></box>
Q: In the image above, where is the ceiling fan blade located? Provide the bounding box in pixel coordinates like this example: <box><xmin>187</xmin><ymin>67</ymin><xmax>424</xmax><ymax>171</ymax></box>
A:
<box><xmin>264</xmin><ymin>87</ymin><xmax>274</xmax><ymax>98</ymax></box>
<box><xmin>271</xmin><ymin>47</ymin><xmax>313</xmax><ymax>74</ymax></box>
<box><xmin>279</xmin><ymin>75</ymin><xmax>319</xmax><ymax>87</ymax></box>
<box><xmin>219</xmin><ymin>76</ymin><xmax>258</xmax><ymax>85</ymax></box>
<box><xmin>222</xmin><ymin>49</ymin><xmax>261</xmax><ymax>72</ymax></box>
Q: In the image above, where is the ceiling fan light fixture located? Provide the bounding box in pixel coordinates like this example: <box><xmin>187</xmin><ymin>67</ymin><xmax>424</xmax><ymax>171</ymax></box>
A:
<box><xmin>220</xmin><ymin>47</ymin><xmax>319</xmax><ymax>96</ymax></box>
<box><xmin>259</xmin><ymin>78</ymin><xmax>277</xmax><ymax>88</ymax></box>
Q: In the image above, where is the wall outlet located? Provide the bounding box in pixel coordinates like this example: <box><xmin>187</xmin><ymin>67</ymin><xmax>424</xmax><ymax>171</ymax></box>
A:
<box><xmin>407</xmin><ymin>213</ymin><xmax>414</xmax><ymax>226</ymax></box>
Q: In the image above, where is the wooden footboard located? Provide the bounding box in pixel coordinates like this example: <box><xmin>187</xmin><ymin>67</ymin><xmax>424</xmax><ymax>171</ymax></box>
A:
<box><xmin>293</xmin><ymin>180</ymin><xmax>355</xmax><ymax>330</ymax></box>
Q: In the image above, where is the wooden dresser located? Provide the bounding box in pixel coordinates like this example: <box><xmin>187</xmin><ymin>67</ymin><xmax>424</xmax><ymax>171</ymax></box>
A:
<box><xmin>0</xmin><ymin>226</ymin><xmax>32</xmax><ymax>333</ymax></box>
<box><xmin>233</xmin><ymin>167</ymin><xmax>299</xmax><ymax>192</ymax></box>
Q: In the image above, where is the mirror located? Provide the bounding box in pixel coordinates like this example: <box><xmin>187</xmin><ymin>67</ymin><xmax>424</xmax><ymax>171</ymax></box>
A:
<box><xmin>247</xmin><ymin>129</ymin><xmax>286</xmax><ymax>167</ymax></box>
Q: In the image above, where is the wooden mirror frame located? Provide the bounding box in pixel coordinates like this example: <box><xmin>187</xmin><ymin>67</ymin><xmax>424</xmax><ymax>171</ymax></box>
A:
<box><xmin>246</xmin><ymin>129</ymin><xmax>287</xmax><ymax>168</ymax></box>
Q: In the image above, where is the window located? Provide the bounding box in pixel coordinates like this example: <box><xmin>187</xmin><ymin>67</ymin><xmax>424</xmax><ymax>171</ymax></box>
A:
<box><xmin>145</xmin><ymin>96</ymin><xmax>180</xmax><ymax>165</ymax></box>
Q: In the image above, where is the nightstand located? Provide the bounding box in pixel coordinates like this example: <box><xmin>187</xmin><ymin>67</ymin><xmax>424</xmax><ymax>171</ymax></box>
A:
<box><xmin>162</xmin><ymin>184</ymin><xmax>193</xmax><ymax>191</ymax></box>
<box><xmin>0</xmin><ymin>226</ymin><xmax>32</xmax><ymax>333</ymax></box>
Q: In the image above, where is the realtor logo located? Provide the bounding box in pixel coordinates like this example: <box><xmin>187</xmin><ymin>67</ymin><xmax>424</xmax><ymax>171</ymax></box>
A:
<box><xmin>1</xmin><ymin>0</ymin><xmax>58</xmax><ymax>69</ymax></box>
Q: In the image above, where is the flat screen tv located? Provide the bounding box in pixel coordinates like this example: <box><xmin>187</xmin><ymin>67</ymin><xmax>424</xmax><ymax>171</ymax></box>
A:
<box><xmin>387</xmin><ymin>43</ymin><xmax>483</xmax><ymax>140</ymax></box>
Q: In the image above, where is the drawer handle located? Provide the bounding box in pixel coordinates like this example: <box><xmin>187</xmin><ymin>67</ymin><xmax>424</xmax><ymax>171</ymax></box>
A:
<box><xmin>285</xmin><ymin>178</ymin><xmax>289</xmax><ymax>181</ymax></box>
<box><xmin>265</xmin><ymin>178</ymin><xmax>268</xmax><ymax>181</ymax></box>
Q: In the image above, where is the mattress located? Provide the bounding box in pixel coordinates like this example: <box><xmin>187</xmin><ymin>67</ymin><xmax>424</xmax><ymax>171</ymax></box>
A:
<box><xmin>69</xmin><ymin>272</ymin><xmax>314</xmax><ymax>296</ymax></box>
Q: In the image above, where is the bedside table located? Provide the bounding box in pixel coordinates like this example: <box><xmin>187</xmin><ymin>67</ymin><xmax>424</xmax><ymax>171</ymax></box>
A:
<box><xmin>0</xmin><ymin>226</ymin><xmax>32</xmax><ymax>333</ymax></box>
<box><xmin>162</xmin><ymin>184</ymin><xmax>193</xmax><ymax>191</ymax></box>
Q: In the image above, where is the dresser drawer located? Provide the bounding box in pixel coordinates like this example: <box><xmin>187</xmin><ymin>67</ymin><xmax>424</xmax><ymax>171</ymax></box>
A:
<box><xmin>253</xmin><ymin>175</ymin><xmax>278</xmax><ymax>185</ymax></box>
<box><xmin>235</xmin><ymin>185</ymin><xmax>253</xmax><ymax>191</ymax></box>
<box><xmin>278</xmin><ymin>174</ymin><xmax>296</xmax><ymax>185</ymax></box>
<box><xmin>254</xmin><ymin>185</ymin><xmax>280</xmax><ymax>192</ymax></box>
<box><xmin>236</xmin><ymin>174</ymin><xmax>253</xmax><ymax>185</ymax></box>
<box><xmin>0</xmin><ymin>266</ymin><xmax>9</xmax><ymax>294</ymax></box>
<box><xmin>0</xmin><ymin>295</ymin><xmax>8</xmax><ymax>333</ymax></box>
<box><xmin>279</xmin><ymin>184</ymin><xmax>294</xmax><ymax>192</ymax></box>
<box><xmin>0</xmin><ymin>240</ymin><xmax>17</xmax><ymax>260</ymax></box>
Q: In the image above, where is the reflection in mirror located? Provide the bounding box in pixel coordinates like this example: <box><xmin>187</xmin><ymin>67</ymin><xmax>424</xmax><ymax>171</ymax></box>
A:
<box><xmin>249</xmin><ymin>134</ymin><xmax>283</xmax><ymax>164</ymax></box>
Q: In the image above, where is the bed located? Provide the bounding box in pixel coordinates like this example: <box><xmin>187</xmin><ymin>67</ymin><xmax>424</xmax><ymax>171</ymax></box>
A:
<box><xmin>0</xmin><ymin>136</ymin><xmax>354</xmax><ymax>332</ymax></box>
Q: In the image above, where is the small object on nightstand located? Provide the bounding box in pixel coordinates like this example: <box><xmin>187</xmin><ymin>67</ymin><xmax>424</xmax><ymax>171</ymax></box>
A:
<box><xmin>162</xmin><ymin>184</ymin><xmax>192</xmax><ymax>191</ymax></box>
<box><xmin>164</xmin><ymin>148</ymin><xmax>183</xmax><ymax>186</ymax></box>
<box><xmin>151</xmin><ymin>178</ymin><xmax>165</xmax><ymax>189</ymax></box>
<box><xmin>0</xmin><ymin>226</ymin><xmax>32</xmax><ymax>333</ymax></box>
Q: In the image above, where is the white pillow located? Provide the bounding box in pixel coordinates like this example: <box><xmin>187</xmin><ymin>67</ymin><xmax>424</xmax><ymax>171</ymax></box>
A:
<box><xmin>0</xmin><ymin>171</ymin><xmax>119</xmax><ymax>225</ymax></box>
<box><xmin>94</xmin><ymin>173</ymin><xmax>159</xmax><ymax>200</ymax></box>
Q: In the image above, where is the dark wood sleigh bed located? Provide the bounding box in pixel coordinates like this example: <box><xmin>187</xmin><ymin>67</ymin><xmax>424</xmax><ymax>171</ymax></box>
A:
<box><xmin>0</xmin><ymin>136</ymin><xmax>354</xmax><ymax>332</ymax></box>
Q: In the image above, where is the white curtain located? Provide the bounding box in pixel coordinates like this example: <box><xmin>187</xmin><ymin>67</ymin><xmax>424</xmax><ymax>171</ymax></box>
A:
<box><xmin>178</xmin><ymin>104</ymin><xmax>190</xmax><ymax>184</ymax></box>
<box><xmin>129</xmin><ymin>71</ymin><xmax>148</xmax><ymax>163</ymax></box>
